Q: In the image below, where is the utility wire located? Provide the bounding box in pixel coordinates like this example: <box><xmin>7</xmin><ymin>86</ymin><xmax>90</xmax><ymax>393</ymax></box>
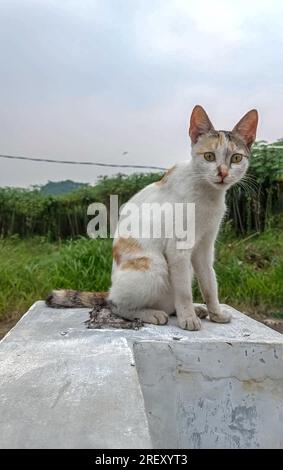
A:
<box><xmin>0</xmin><ymin>144</ymin><xmax>282</xmax><ymax>171</ymax></box>
<box><xmin>0</xmin><ymin>153</ymin><xmax>166</xmax><ymax>171</ymax></box>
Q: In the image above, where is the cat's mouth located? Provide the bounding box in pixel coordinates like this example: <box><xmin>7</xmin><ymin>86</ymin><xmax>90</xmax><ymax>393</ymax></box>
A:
<box><xmin>212</xmin><ymin>180</ymin><xmax>230</xmax><ymax>188</ymax></box>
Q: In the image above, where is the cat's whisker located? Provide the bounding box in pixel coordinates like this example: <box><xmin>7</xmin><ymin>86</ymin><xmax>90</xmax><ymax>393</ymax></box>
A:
<box><xmin>237</xmin><ymin>183</ymin><xmax>255</xmax><ymax>195</ymax></box>
<box><xmin>240</xmin><ymin>179</ymin><xmax>259</xmax><ymax>192</ymax></box>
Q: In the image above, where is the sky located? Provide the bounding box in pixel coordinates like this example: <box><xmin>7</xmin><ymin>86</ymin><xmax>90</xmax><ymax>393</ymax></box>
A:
<box><xmin>0</xmin><ymin>0</ymin><xmax>283</xmax><ymax>187</ymax></box>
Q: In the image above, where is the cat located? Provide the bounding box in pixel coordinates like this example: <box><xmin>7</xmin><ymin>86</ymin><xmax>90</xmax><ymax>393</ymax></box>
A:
<box><xmin>46</xmin><ymin>105</ymin><xmax>258</xmax><ymax>330</ymax></box>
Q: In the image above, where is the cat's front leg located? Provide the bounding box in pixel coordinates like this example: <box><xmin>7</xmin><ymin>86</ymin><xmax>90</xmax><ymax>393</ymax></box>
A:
<box><xmin>167</xmin><ymin>252</ymin><xmax>201</xmax><ymax>331</ymax></box>
<box><xmin>192</xmin><ymin>239</ymin><xmax>231</xmax><ymax>324</ymax></box>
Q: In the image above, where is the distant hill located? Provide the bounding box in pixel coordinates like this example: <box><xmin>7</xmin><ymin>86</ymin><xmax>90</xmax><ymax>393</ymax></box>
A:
<box><xmin>39</xmin><ymin>180</ymin><xmax>89</xmax><ymax>196</ymax></box>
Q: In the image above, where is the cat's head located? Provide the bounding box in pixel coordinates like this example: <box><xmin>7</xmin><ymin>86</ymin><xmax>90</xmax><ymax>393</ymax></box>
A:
<box><xmin>189</xmin><ymin>105</ymin><xmax>258</xmax><ymax>190</ymax></box>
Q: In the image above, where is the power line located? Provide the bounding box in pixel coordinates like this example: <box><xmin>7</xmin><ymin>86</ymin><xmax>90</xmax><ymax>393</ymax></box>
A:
<box><xmin>0</xmin><ymin>145</ymin><xmax>282</xmax><ymax>171</ymax></box>
<box><xmin>0</xmin><ymin>153</ymin><xmax>166</xmax><ymax>171</ymax></box>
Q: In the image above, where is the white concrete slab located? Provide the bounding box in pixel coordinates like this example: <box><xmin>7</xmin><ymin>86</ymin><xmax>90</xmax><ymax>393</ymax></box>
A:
<box><xmin>0</xmin><ymin>302</ymin><xmax>152</xmax><ymax>449</ymax></box>
<box><xmin>0</xmin><ymin>301</ymin><xmax>282</xmax><ymax>449</ymax></box>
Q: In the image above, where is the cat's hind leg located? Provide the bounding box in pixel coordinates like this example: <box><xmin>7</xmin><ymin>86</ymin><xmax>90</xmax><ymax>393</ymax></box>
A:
<box><xmin>109</xmin><ymin>252</ymin><xmax>170</xmax><ymax>325</ymax></box>
<box><xmin>194</xmin><ymin>305</ymin><xmax>209</xmax><ymax>319</ymax></box>
<box><xmin>111</xmin><ymin>305</ymin><xmax>169</xmax><ymax>325</ymax></box>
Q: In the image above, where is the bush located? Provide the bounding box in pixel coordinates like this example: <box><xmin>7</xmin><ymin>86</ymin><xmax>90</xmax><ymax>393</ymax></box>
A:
<box><xmin>226</xmin><ymin>141</ymin><xmax>282</xmax><ymax>233</ymax></box>
<box><xmin>0</xmin><ymin>143</ymin><xmax>281</xmax><ymax>239</ymax></box>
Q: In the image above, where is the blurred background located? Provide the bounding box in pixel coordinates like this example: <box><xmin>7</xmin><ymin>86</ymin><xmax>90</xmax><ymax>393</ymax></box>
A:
<box><xmin>0</xmin><ymin>0</ymin><xmax>282</xmax><ymax>336</ymax></box>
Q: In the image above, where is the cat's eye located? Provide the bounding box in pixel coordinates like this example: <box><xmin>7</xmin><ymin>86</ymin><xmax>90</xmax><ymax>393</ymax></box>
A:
<box><xmin>231</xmin><ymin>153</ymin><xmax>243</xmax><ymax>163</ymax></box>
<box><xmin>204</xmin><ymin>152</ymin><xmax>216</xmax><ymax>162</ymax></box>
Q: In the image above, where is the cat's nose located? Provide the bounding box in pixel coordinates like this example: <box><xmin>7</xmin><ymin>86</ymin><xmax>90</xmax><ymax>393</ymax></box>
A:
<box><xmin>218</xmin><ymin>164</ymin><xmax>229</xmax><ymax>181</ymax></box>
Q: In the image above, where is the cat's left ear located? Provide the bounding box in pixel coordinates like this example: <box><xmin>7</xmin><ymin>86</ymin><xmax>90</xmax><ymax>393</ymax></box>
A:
<box><xmin>232</xmin><ymin>109</ymin><xmax>258</xmax><ymax>149</ymax></box>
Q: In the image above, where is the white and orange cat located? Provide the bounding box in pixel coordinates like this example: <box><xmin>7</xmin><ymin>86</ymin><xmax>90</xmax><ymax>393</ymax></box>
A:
<box><xmin>47</xmin><ymin>105</ymin><xmax>258</xmax><ymax>330</ymax></box>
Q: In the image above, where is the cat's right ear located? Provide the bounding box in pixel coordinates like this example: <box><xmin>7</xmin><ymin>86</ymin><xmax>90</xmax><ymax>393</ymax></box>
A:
<box><xmin>189</xmin><ymin>105</ymin><xmax>214</xmax><ymax>144</ymax></box>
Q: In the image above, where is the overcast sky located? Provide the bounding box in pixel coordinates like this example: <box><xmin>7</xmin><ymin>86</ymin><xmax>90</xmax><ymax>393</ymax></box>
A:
<box><xmin>0</xmin><ymin>0</ymin><xmax>283</xmax><ymax>187</ymax></box>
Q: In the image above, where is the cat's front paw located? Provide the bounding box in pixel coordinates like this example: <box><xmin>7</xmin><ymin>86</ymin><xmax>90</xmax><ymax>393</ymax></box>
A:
<box><xmin>209</xmin><ymin>308</ymin><xmax>232</xmax><ymax>324</ymax></box>
<box><xmin>178</xmin><ymin>314</ymin><xmax>202</xmax><ymax>331</ymax></box>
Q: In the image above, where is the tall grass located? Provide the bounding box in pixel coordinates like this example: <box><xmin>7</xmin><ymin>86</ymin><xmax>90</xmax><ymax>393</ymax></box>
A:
<box><xmin>0</xmin><ymin>236</ymin><xmax>112</xmax><ymax>320</ymax></box>
<box><xmin>0</xmin><ymin>228</ymin><xmax>282</xmax><ymax>323</ymax></box>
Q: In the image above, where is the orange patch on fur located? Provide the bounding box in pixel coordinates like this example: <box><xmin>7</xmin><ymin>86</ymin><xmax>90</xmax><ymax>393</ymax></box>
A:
<box><xmin>195</xmin><ymin>136</ymin><xmax>219</xmax><ymax>154</ymax></box>
<box><xmin>121</xmin><ymin>256</ymin><xmax>151</xmax><ymax>271</ymax></box>
<box><xmin>113</xmin><ymin>236</ymin><xmax>141</xmax><ymax>265</ymax></box>
<box><xmin>228</xmin><ymin>140</ymin><xmax>239</xmax><ymax>153</ymax></box>
<box><xmin>80</xmin><ymin>291</ymin><xmax>108</xmax><ymax>306</ymax></box>
<box><xmin>196</xmin><ymin>132</ymin><xmax>247</xmax><ymax>156</ymax></box>
<box><xmin>218</xmin><ymin>132</ymin><xmax>225</xmax><ymax>146</ymax></box>
<box><xmin>156</xmin><ymin>165</ymin><xmax>176</xmax><ymax>186</ymax></box>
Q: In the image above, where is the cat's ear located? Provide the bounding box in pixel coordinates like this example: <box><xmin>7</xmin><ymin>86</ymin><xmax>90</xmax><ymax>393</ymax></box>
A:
<box><xmin>232</xmin><ymin>109</ymin><xmax>258</xmax><ymax>149</ymax></box>
<box><xmin>189</xmin><ymin>105</ymin><xmax>214</xmax><ymax>144</ymax></box>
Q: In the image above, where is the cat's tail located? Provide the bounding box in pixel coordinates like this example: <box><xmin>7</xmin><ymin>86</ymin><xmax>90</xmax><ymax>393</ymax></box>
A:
<box><xmin>46</xmin><ymin>289</ymin><xmax>108</xmax><ymax>308</ymax></box>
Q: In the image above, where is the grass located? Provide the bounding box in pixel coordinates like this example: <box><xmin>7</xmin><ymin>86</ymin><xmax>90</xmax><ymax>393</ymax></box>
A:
<box><xmin>0</xmin><ymin>228</ymin><xmax>282</xmax><ymax>336</ymax></box>
<box><xmin>0</xmin><ymin>236</ymin><xmax>112</xmax><ymax>324</ymax></box>
<box><xmin>213</xmin><ymin>227</ymin><xmax>283</xmax><ymax>316</ymax></box>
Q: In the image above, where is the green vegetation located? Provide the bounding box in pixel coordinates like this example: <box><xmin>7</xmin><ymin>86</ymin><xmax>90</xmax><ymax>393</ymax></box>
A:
<box><xmin>0</xmin><ymin>237</ymin><xmax>112</xmax><ymax>323</ymax></box>
<box><xmin>0</xmin><ymin>227</ymin><xmax>282</xmax><ymax>326</ymax></box>
<box><xmin>213</xmin><ymin>225</ymin><xmax>283</xmax><ymax>316</ymax></box>
<box><xmin>0</xmin><ymin>142</ymin><xmax>282</xmax><ymax>336</ymax></box>
<box><xmin>38</xmin><ymin>180</ymin><xmax>89</xmax><ymax>196</ymax></box>
<box><xmin>0</xmin><ymin>142</ymin><xmax>281</xmax><ymax>239</ymax></box>
<box><xmin>227</xmin><ymin>141</ymin><xmax>282</xmax><ymax>233</ymax></box>
<box><xmin>0</xmin><ymin>173</ymin><xmax>161</xmax><ymax>239</ymax></box>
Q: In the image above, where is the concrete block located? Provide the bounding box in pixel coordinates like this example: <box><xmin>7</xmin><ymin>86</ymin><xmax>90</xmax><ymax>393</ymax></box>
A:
<box><xmin>0</xmin><ymin>301</ymin><xmax>282</xmax><ymax>448</ymax></box>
